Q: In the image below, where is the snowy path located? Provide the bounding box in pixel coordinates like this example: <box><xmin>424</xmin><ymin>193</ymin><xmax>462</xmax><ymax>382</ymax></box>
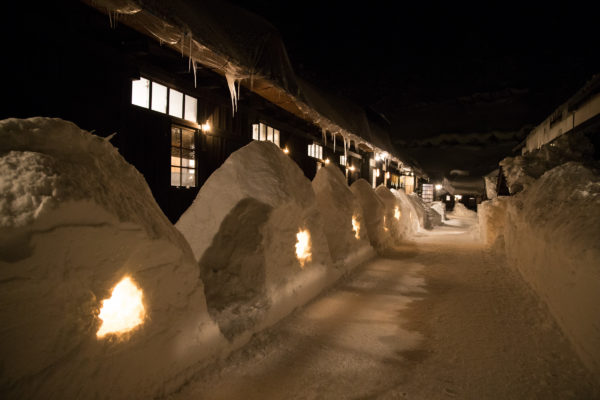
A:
<box><xmin>170</xmin><ymin>214</ymin><xmax>599</xmax><ymax>399</ymax></box>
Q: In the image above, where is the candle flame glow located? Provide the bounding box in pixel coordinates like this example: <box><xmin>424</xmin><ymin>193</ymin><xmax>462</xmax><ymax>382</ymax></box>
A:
<box><xmin>295</xmin><ymin>229</ymin><xmax>312</xmax><ymax>267</ymax></box>
<box><xmin>352</xmin><ymin>216</ymin><xmax>360</xmax><ymax>239</ymax></box>
<box><xmin>97</xmin><ymin>276</ymin><xmax>145</xmax><ymax>338</ymax></box>
<box><xmin>394</xmin><ymin>206</ymin><xmax>401</xmax><ymax>220</ymax></box>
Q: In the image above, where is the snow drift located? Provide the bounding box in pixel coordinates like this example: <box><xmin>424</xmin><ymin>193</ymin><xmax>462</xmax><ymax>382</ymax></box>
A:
<box><xmin>350</xmin><ymin>179</ymin><xmax>390</xmax><ymax>250</ymax></box>
<box><xmin>312</xmin><ymin>164</ymin><xmax>373</xmax><ymax>265</ymax></box>
<box><xmin>0</xmin><ymin>118</ymin><xmax>225</xmax><ymax>400</ymax></box>
<box><xmin>176</xmin><ymin>141</ymin><xmax>332</xmax><ymax>342</ymax></box>
<box><xmin>479</xmin><ymin>162</ymin><xmax>600</xmax><ymax>380</ymax></box>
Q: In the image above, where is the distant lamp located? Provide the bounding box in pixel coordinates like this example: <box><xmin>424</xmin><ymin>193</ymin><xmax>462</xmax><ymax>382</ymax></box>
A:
<box><xmin>324</xmin><ymin>158</ymin><xmax>330</xmax><ymax>164</ymax></box>
<box><xmin>435</xmin><ymin>184</ymin><xmax>443</xmax><ymax>190</ymax></box>
<box><xmin>283</xmin><ymin>147</ymin><xmax>290</xmax><ymax>154</ymax></box>
<box><xmin>455</xmin><ymin>194</ymin><xmax>462</xmax><ymax>200</ymax></box>
<box><xmin>201</xmin><ymin>121</ymin><xmax>211</xmax><ymax>132</ymax></box>
<box><xmin>348</xmin><ymin>165</ymin><xmax>355</xmax><ymax>172</ymax></box>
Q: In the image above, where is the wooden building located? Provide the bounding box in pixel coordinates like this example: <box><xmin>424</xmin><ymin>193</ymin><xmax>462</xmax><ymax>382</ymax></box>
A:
<box><xmin>3</xmin><ymin>0</ymin><xmax>419</xmax><ymax>222</ymax></box>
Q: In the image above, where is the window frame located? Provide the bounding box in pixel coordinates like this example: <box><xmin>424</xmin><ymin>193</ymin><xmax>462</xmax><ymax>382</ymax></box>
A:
<box><xmin>170</xmin><ymin>125</ymin><xmax>198</xmax><ymax>188</ymax></box>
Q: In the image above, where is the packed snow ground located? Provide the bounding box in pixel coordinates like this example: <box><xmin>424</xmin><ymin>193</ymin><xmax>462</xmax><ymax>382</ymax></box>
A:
<box><xmin>168</xmin><ymin>211</ymin><xmax>599</xmax><ymax>399</ymax></box>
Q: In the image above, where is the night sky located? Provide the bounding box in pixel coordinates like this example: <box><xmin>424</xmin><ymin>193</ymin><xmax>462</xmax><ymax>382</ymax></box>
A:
<box><xmin>230</xmin><ymin>1</ymin><xmax>600</xmax><ymax>179</ymax></box>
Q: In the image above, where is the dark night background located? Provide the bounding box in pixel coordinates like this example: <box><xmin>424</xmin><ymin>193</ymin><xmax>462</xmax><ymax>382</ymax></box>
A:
<box><xmin>229</xmin><ymin>1</ymin><xmax>600</xmax><ymax>180</ymax></box>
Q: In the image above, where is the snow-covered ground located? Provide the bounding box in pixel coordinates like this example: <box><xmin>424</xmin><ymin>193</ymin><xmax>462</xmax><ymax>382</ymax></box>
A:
<box><xmin>168</xmin><ymin>210</ymin><xmax>599</xmax><ymax>399</ymax></box>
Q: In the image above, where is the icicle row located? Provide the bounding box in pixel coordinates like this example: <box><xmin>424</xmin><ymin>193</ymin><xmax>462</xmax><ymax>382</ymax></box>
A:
<box><xmin>322</xmin><ymin>128</ymin><xmax>327</xmax><ymax>147</ymax></box>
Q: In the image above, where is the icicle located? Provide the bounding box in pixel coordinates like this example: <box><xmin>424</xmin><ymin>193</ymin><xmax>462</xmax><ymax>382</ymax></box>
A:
<box><xmin>344</xmin><ymin>136</ymin><xmax>348</xmax><ymax>161</ymax></box>
<box><xmin>225</xmin><ymin>73</ymin><xmax>239</xmax><ymax>115</ymax></box>
<box><xmin>333</xmin><ymin>133</ymin><xmax>336</xmax><ymax>153</ymax></box>
<box><xmin>192</xmin><ymin>58</ymin><xmax>197</xmax><ymax>88</ymax></box>
<box><xmin>188</xmin><ymin>34</ymin><xmax>192</xmax><ymax>72</ymax></box>
<box><xmin>322</xmin><ymin>128</ymin><xmax>327</xmax><ymax>147</ymax></box>
<box><xmin>180</xmin><ymin>33</ymin><xmax>185</xmax><ymax>56</ymax></box>
<box><xmin>104</xmin><ymin>132</ymin><xmax>117</xmax><ymax>141</ymax></box>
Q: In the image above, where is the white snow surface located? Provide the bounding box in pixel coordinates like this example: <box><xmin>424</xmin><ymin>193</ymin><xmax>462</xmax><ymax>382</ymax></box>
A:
<box><xmin>375</xmin><ymin>185</ymin><xmax>408</xmax><ymax>244</ymax></box>
<box><xmin>499</xmin><ymin>130</ymin><xmax>596</xmax><ymax>194</ymax></box>
<box><xmin>430</xmin><ymin>201</ymin><xmax>446</xmax><ymax>221</ymax></box>
<box><xmin>312</xmin><ymin>164</ymin><xmax>373</xmax><ymax>264</ymax></box>
<box><xmin>0</xmin><ymin>118</ymin><xmax>225</xmax><ymax>400</ymax></box>
<box><xmin>391</xmin><ymin>189</ymin><xmax>442</xmax><ymax>231</ymax></box>
<box><xmin>480</xmin><ymin>161</ymin><xmax>600</xmax><ymax>380</ymax></box>
<box><xmin>350</xmin><ymin>179</ymin><xmax>390</xmax><ymax>250</ymax></box>
<box><xmin>176</xmin><ymin>141</ymin><xmax>334</xmax><ymax>342</ymax></box>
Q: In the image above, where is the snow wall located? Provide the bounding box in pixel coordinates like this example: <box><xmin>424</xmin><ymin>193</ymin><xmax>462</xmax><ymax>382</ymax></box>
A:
<box><xmin>312</xmin><ymin>164</ymin><xmax>374</xmax><ymax>265</ymax></box>
<box><xmin>0</xmin><ymin>118</ymin><xmax>225</xmax><ymax>400</ymax></box>
<box><xmin>391</xmin><ymin>188</ymin><xmax>441</xmax><ymax>232</ymax></box>
<box><xmin>350</xmin><ymin>179</ymin><xmax>390</xmax><ymax>250</ymax></box>
<box><xmin>176</xmin><ymin>141</ymin><xmax>333</xmax><ymax>343</ymax></box>
<box><xmin>479</xmin><ymin>162</ymin><xmax>600</xmax><ymax>380</ymax></box>
<box><xmin>375</xmin><ymin>185</ymin><xmax>408</xmax><ymax>244</ymax></box>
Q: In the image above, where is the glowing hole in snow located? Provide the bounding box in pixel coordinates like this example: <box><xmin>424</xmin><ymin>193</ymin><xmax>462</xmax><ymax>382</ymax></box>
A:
<box><xmin>394</xmin><ymin>207</ymin><xmax>401</xmax><ymax>220</ymax></box>
<box><xmin>97</xmin><ymin>276</ymin><xmax>145</xmax><ymax>338</ymax></box>
<box><xmin>295</xmin><ymin>229</ymin><xmax>312</xmax><ymax>268</ymax></box>
<box><xmin>352</xmin><ymin>216</ymin><xmax>360</xmax><ymax>239</ymax></box>
<box><xmin>383</xmin><ymin>216</ymin><xmax>389</xmax><ymax>232</ymax></box>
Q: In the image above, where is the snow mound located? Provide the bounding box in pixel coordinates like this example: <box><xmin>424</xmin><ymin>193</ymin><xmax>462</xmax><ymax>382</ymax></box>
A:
<box><xmin>312</xmin><ymin>164</ymin><xmax>373</xmax><ymax>265</ymax></box>
<box><xmin>449</xmin><ymin>202</ymin><xmax>477</xmax><ymax>218</ymax></box>
<box><xmin>430</xmin><ymin>201</ymin><xmax>446</xmax><ymax>221</ymax></box>
<box><xmin>391</xmin><ymin>189</ymin><xmax>441</xmax><ymax>231</ymax></box>
<box><xmin>350</xmin><ymin>179</ymin><xmax>389</xmax><ymax>250</ymax></box>
<box><xmin>375</xmin><ymin>185</ymin><xmax>407</xmax><ymax>244</ymax></box>
<box><xmin>390</xmin><ymin>188</ymin><xmax>421</xmax><ymax>235</ymax></box>
<box><xmin>176</xmin><ymin>141</ymin><xmax>332</xmax><ymax>341</ymax></box>
<box><xmin>500</xmin><ymin>131</ymin><xmax>596</xmax><ymax>194</ymax></box>
<box><xmin>482</xmin><ymin>161</ymin><xmax>600</xmax><ymax>380</ymax></box>
<box><xmin>484</xmin><ymin>169</ymin><xmax>499</xmax><ymax>199</ymax></box>
<box><xmin>0</xmin><ymin>118</ymin><xmax>224</xmax><ymax>400</ymax></box>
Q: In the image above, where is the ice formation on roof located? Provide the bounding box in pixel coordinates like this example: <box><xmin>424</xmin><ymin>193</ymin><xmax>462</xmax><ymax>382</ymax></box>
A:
<box><xmin>0</xmin><ymin>118</ymin><xmax>224</xmax><ymax>399</ymax></box>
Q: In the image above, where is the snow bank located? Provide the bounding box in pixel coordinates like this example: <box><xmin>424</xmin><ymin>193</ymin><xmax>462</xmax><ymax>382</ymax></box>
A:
<box><xmin>350</xmin><ymin>179</ymin><xmax>389</xmax><ymax>250</ymax></box>
<box><xmin>0</xmin><ymin>118</ymin><xmax>225</xmax><ymax>400</ymax></box>
<box><xmin>484</xmin><ymin>169</ymin><xmax>499</xmax><ymax>199</ymax></box>
<box><xmin>481</xmin><ymin>162</ymin><xmax>600</xmax><ymax>380</ymax></box>
<box><xmin>391</xmin><ymin>189</ymin><xmax>441</xmax><ymax>231</ymax></box>
<box><xmin>500</xmin><ymin>131</ymin><xmax>595</xmax><ymax>194</ymax></box>
<box><xmin>478</xmin><ymin>196</ymin><xmax>510</xmax><ymax>246</ymax></box>
<box><xmin>375</xmin><ymin>185</ymin><xmax>407</xmax><ymax>244</ymax></box>
<box><xmin>312</xmin><ymin>164</ymin><xmax>373</xmax><ymax>265</ymax></box>
<box><xmin>449</xmin><ymin>202</ymin><xmax>477</xmax><ymax>218</ymax></box>
<box><xmin>176</xmin><ymin>141</ymin><xmax>332</xmax><ymax>342</ymax></box>
<box><xmin>430</xmin><ymin>201</ymin><xmax>446</xmax><ymax>221</ymax></box>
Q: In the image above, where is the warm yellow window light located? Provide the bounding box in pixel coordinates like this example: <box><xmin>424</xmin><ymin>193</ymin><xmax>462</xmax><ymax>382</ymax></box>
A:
<box><xmin>201</xmin><ymin>121</ymin><xmax>211</xmax><ymax>132</ymax></box>
<box><xmin>295</xmin><ymin>229</ymin><xmax>312</xmax><ymax>267</ymax></box>
<box><xmin>97</xmin><ymin>276</ymin><xmax>146</xmax><ymax>338</ymax></box>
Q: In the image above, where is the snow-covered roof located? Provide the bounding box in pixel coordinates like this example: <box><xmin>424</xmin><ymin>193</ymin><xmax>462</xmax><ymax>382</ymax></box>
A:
<box><xmin>83</xmin><ymin>0</ymin><xmax>408</xmax><ymax>165</ymax></box>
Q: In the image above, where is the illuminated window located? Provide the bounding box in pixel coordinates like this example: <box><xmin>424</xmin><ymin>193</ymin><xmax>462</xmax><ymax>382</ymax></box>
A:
<box><xmin>340</xmin><ymin>155</ymin><xmax>347</xmax><ymax>166</ymax></box>
<box><xmin>308</xmin><ymin>143</ymin><xmax>323</xmax><ymax>159</ymax></box>
<box><xmin>252</xmin><ymin>123</ymin><xmax>280</xmax><ymax>147</ymax></box>
<box><xmin>169</xmin><ymin>89</ymin><xmax>183</xmax><ymax>119</ymax></box>
<box><xmin>131</xmin><ymin>78</ymin><xmax>198</xmax><ymax>123</ymax></box>
<box><xmin>184</xmin><ymin>95</ymin><xmax>197</xmax><ymax>123</ymax></box>
<box><xmin>151</xmin><ymin>82</ymin><xmax>168</xmax><ymax>113</ymax></box>
<box><xmin>171</xmin><ymin>126</ymin><xmax>197</xmax><ymax>188</ymax></box>
<box><xmin>131</xmin><ymin>77</ymin><xmax>150</xmax><ymax>108</ymax></box>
